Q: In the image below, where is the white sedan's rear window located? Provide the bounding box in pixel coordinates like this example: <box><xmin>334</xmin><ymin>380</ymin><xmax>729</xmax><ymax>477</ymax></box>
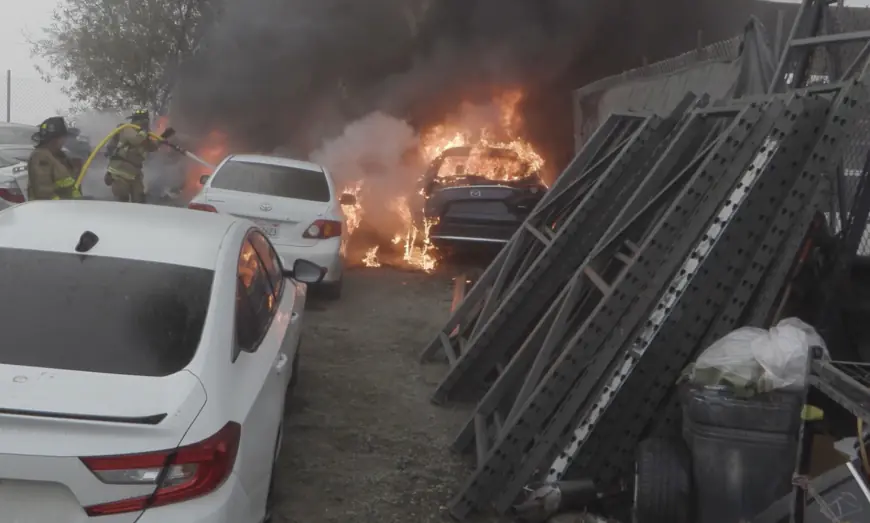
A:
<box><xmin>0</xmin><ymin>248</ymin><xmax>213</xmax><ymax>376</ymax></box>
<box><xmin>211</xmin><ymin>160</ymin><xmax>331</xmax><ymax>202</ymax></box>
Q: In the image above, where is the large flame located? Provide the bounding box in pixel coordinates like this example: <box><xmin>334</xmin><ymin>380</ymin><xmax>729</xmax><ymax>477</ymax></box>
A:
<box><xmin>174</xmin><ymin>89</ymin><xmax>544</xmax><ymax>275</ymax></box>
<box><xmin>350</xmin><ymin>89</ymin><xmax>545</xmax><ymax>272</ymax></box>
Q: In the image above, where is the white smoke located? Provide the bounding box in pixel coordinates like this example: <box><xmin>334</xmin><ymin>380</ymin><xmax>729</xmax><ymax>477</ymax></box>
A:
<box><xmin>310</xmin><ymin>111</ymin><xmax>424</xmax><ymax>236</ymax></box>
<box><xmin>310</xmin><ymin>112</ymin><xmax>420</xmax><ymax>187</ymax></box>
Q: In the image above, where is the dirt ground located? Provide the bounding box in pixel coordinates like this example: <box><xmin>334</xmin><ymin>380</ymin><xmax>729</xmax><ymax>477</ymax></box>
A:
<box><xmin>272</xmin><ymin>266</ymin><xmax>498</xmax><ymax>523</ymax></box>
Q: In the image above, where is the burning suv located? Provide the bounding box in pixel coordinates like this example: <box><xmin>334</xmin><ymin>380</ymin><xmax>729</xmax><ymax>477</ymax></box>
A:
<box><xmin>421</xmin><ymin>145</ymin><xmax>546</xmax><ymax>250</ymax></box>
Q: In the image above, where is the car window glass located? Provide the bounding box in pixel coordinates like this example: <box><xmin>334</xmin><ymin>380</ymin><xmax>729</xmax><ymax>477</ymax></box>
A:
<box><xmin>211</xmin><ymin>160</ymin><xmax>331</xmax><ymax>202</ymax></box>
<box><xmin>3</xmin><ymin>148</ymin><xmax>31</xmax><ymax>163</ymax></box>
<box><xmin>0</xmin><ymin>248</ymin><xmax>212</xmax><ymax>376</ymax></box>
<box><xmin>0</xmin><ymin>126</ymin><xmax>37</xmax><ymax>145</ymax></box>
<box><xmin>236</xmin><ymin>240</ymin><xmax>275</xmax><ymax>352</ymax></box>
<box><xmin>250</xmin><ymin>232</ymin><xmax>283</xmax><ymax>296</ymax></box>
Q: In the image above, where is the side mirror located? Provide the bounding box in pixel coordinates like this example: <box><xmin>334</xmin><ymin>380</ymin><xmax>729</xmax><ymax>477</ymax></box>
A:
<box><xmin>339</xmin><ymin>193</ymin><xmax>356</xmax><ymax>206</ymax></box>
<box><xmin>284</xmin><ymin>259</ymin><xmax>326</xmax><ymax>284</ymax></box>
<box><xmin>199</xmin><ymin>175</ymin><xmax>210</xmax><ymax>185</ymax></box>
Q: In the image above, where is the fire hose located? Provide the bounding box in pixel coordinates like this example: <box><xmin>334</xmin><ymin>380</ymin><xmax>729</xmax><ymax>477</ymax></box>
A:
<box><xmin>74</xmin><ymin>123</ymin><xmax>216</xmax><ymax>189</ymax></box>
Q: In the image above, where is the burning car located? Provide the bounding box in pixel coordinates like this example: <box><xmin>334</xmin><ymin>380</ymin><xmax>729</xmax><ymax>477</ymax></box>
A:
<box><xmin>420</xmin><ymin>145</ymin><xmax>546</xmax><ymax>251</ymax></box>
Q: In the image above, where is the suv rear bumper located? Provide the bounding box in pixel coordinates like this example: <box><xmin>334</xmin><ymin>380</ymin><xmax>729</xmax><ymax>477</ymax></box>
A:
<box><xmin>430</xmin><ymin>221</ymin><xmax>516</xmax><ymax>245</ymax></box>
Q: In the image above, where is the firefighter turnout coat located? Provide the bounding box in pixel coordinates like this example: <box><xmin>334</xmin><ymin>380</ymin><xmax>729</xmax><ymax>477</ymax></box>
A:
<box><xmin>107</xmin><ymin>127</ymin><xmax>158</xmax><ymax>181</ymax></box>
<box><xmin>27</xmin><ymin>147</ymin><xmax>81</xmax><ymax>200</ymax></box>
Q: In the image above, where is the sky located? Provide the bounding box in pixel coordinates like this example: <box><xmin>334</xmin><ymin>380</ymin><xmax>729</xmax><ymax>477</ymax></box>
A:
<box><xmin>0</xmin><ymin>0</ymin><xmax>70</xmax><ymax>124</ymax></box>
<box><xmin>1</xmin><ymin>0</ymin><xmax>870</xmax><ymax>126</ymax></box>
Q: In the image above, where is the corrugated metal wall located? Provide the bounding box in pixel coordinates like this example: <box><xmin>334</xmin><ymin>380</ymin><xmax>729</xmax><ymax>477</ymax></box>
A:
<box><xmin>573</xmin><ymin>37</ymin><xmax>743</xmax><ymax>151</ymax></box>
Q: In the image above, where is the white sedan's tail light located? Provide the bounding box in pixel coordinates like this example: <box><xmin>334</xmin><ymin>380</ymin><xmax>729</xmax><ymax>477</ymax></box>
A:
<box><xmin>303</xmin><ymin>219</ymin><xmax>342</xmax><ymax>239</ymax></box>
<box><xmin>80</xmin><ymin>422</ymin><xmax>241</xmax><ymax>516</ymax></box>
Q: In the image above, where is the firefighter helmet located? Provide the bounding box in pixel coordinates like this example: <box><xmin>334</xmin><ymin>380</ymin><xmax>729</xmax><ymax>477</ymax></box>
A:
<box><xmin>128</xmin><ymin>109</ymin><xmax>150</xmax><ymax>122</ymax></box>
<box><xmin>32</xmin><ymin>116</ymin><xmax>70</xmax><ymax>144</ymax></box>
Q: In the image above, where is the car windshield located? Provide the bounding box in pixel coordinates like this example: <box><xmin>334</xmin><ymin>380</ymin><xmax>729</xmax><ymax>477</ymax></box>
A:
<box><xmin>211</xmin><ymin>160</ymin><xmax>331</xmax><ymax>202</ymax></box>
<box><xmin>0</xmin><ymin>126</ymin><xmax>36</xmax><ymax>145</ymax></box>
<box><xmin>434</xmin><ymin>149</ymin><xmax>530</xmax><ymax>187</ymax></box>
<box><xmin>0</xmin><ymin>248</ymin><xmax>213</xmax><ymax>377</ymax></box>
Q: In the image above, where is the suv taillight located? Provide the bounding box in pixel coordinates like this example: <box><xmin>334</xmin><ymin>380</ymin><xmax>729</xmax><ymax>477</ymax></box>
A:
<box><xmin>81</xmin><ymin>422</ymin><xmax>241</xmax><ymax>516</ymax></box>
<box><xmin>0</xmin><ymin>187</ymin><xmax>25</xmax><ymax>203</ymax></box>
<box><xmin>188</xmin><ymin>202</ymin><xmax>217</xmax><ymax>212</ymax></box>
<box><xmin>302</xmin><ymin>219</ymin><xmax>342</xmax><ymax>239</ymax></box>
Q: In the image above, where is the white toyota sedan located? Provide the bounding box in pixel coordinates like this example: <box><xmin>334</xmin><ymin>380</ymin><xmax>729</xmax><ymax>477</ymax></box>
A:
<box><xmin>188</xmin><ymin>154</ymin><xmax>354</xmax><ymax>299</ymax></box>
<box><xmin>0</xmin><ymin>200</ymin><xmax>324</xmax><ymax>522</ymax></box>
<box><xmin>0</xmin><ymin>144</ymin><xmax>32</xmax><ymax>209</ymax></box>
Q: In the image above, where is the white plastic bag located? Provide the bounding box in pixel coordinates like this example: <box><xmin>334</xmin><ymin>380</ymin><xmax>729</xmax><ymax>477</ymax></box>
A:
<box><xmin>692</xmin><ymin>317</ymin><xmax>827</xmax><ymax>390</ymax></box>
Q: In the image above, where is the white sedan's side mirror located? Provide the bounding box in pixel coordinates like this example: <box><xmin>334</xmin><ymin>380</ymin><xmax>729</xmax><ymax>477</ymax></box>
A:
<box><xmin>285</xmin><ymin>259</ymin><xmax>326</xmax><ymax>284</ymax></box>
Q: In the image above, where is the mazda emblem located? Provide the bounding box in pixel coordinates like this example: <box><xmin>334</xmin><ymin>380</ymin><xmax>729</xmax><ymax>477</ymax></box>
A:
<box><xmin>470</xmin><ymin>190</ymin><xmax>482</xmax><ymax>197</ymax></box>
<box><xmin>260</xmin><ymin>203</ymin><xmax>272</xmax><ymax>211</ymax></box>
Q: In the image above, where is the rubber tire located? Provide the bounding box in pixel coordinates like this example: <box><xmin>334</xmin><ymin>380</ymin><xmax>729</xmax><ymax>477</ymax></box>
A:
<box><xmin>633</xmin><ymin>437</ymin><xmax>693</xmax><ymax>523</ymax></box>
<box><xmin>320</xmin><ymin>278</ymin><xmax>342</xmax><ymax>300</ymax></box>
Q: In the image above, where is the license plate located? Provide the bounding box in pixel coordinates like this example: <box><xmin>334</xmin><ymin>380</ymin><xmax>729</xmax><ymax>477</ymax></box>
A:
<box><xmin>257</xmin><ymin>221</ymin><xmax>279</xmax><ymax>237</ymax></box>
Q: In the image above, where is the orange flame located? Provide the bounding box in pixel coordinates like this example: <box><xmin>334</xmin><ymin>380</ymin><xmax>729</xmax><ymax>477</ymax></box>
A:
<box><xmin>418</xmin><ymin>89</ymin><xmax>545</xmax><ymax>184</ymax></box>
<box><xmin>348</xmin><ymin>89</ymin><xmax>544</xmax><ymax>273</ymax></box>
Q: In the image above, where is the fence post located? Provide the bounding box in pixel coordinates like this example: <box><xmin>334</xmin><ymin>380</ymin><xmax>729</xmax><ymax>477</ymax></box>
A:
<box><xmin>5</xmin><ymin>70</ymin><xmax>10</xmax><ymax>123</ymax></box>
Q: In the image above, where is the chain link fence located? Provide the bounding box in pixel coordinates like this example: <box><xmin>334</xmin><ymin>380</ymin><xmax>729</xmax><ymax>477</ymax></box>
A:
<box><xmin>0</xmin><ymin>70</ymin><xmax>69</xmax><ymax>126</ymax></box>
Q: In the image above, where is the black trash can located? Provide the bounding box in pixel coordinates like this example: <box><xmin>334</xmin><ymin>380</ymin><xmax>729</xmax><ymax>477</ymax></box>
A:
<box><xmin>681</xmin><ymin>384</ymin><xmax>803</xmax><ymax>523</ymax></box>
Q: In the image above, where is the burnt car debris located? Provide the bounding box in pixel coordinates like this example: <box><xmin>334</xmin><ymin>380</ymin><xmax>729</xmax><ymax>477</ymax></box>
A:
<box><xmin>420</xmin><ymin>146</ymin><xmax>547</xmax><ymax>251</ymax></box>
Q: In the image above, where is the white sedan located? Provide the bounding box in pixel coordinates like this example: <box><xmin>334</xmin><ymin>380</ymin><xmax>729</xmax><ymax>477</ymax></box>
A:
<box><xmin>188</xmin><ymin>154</ymin><xmax>355</xmax><ymax>299</ymax></box>
<box><xmin>0</xmin><ymin>199</ymin><xmax>324</xmax><ymax>523</ymax></box>
<box><xmin>0</xmin><ymin>144</ymin><xmax>32</xmax><ymax>208</ymax></box>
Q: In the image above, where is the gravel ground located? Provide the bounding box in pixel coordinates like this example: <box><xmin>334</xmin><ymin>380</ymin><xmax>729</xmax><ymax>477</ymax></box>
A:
<box><xmin>272</xmin><ymin>266</ymin><xmax>498</xmax><ymax>523</ymax></box>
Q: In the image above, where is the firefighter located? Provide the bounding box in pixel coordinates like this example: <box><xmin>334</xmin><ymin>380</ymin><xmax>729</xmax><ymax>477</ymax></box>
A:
<box><xmin>27</xmin><ymin>116</ymin><xmax>83</xmax><ymax>201</ymax></box>
<box><xmin>106</xmin><ymin>109</ymin><xmax>159</xmax><ymax>203</ymax></box>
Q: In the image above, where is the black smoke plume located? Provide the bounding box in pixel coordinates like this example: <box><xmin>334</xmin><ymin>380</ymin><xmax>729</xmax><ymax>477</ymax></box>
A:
<box><xmin>172</xmin><ymin>0</ymin><xmax>762</xmax><ymax>166</ymax></box>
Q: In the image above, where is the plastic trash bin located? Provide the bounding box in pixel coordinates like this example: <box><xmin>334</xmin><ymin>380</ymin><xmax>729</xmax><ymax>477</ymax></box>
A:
<box><xmin>681</xmin><ymin>384</ymin><xmax>803</xmax><ymax>523</ymax></box>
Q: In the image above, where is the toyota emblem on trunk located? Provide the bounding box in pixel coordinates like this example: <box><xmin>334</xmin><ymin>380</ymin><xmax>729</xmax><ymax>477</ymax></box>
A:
<box><xmin>470</xmin><ymin>190</ymin><xmax>482</xmax><ymax>197</ymax></box>
<box><xmin>260</xmin><ymin>203</ymin><xmax>272</xmax><ymax>211</ymax></box>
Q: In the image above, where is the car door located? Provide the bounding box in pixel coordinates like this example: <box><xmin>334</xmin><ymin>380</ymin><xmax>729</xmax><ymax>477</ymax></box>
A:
<box><xmin>250</xmin><ymin>231</ymin><xmax>302</xmax><ymax>378</ymax></box>
<box><xmin>232</xmin><ymin>233</ymin><xmax>291</xmax><ymax>520</ymax></box>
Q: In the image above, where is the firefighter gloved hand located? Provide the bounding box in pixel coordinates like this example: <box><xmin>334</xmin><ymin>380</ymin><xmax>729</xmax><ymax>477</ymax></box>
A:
<box><xmin>160</xmin><ymin>127</ymin><xmax>176</xmax><ymax>139</ymax></box>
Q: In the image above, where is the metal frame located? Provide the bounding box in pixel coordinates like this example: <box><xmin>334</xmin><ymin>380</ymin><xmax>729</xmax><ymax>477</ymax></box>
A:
<box><xmin>546</xmin><ymin>88</ymin><xmax>860</xmax><ymax>491</ymax></box>
<box><xmin>419</xmin><ymin>111</ymin><xmax>649</xmax><ymax>366</ymax></box>
<box><xmin>443</xmin><ymin>82</ymin><xmax>868</xmax><ymax>520</ymax></box>
<box><xmin>769</xmin><ymin>0</ymin><xmax>870</xmax><ymax>239</ymax></box>
<box><xmin>450</xmin><ymin>97</ymin><xmax>722</xmax><ymax>465</ymax></box>
<box><xmin>769</xmin><ymin>0</ymin><xmax>870</xmax><ymax>94</ymax></box>
<box><xmin>424</xmin><ymin>96</ymin><xmax>701</xmax><ymax>406</ymax></box>
<box><xmin>446</xmin><ymin>96</ymin><xmax>777</xmax><ymax>518</ymax></box>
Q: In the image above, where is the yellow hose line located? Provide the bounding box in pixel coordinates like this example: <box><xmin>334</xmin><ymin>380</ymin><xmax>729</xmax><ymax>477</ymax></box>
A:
<box><xmin>75</xmin><ymin>123</ymin><xmax>166</xmax><ymax>188</ymax></box>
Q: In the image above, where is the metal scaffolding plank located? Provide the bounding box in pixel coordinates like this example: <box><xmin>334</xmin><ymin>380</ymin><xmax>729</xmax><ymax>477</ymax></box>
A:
<box><xmin>542</xmin><ymin>94</ymin><xmax>841</xmax><ymax>496</ymax></box>
<box><xmin>418</xmin><ymin>113</ymin><xmax>647</xmax><ymax>363</ymax></box>
<box><xmin>486</xmin><ymin>94</ymin><xmax>833</xmax><ymax>510</ymax></box>
<box><xmin>429</xmin><ymin>97</ymin><xmax>699</xmax><ymax>405</ymax></box>
<box><xmin>769</xmin><ymin>0</ymin><xmax>870</xmax><ymax>94</ymax></box>
<box><xmin>525</xmin><ymin>85</ymin><xmax>866</xmax><ymax>510</ymax></box>
<box><xmin>745</xmin><ymin>83</ymin><xmax>864</xmax><ymax>327</ymax></box>
<box><xmin>449</xmin><ymin>99</ymin><xmax>725</xmax><ymax>464</ymax></box>
<box><xmin>445</xmin><ymin>98</ymin><xmax>780</xmax><ymax>520</ymax></box>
